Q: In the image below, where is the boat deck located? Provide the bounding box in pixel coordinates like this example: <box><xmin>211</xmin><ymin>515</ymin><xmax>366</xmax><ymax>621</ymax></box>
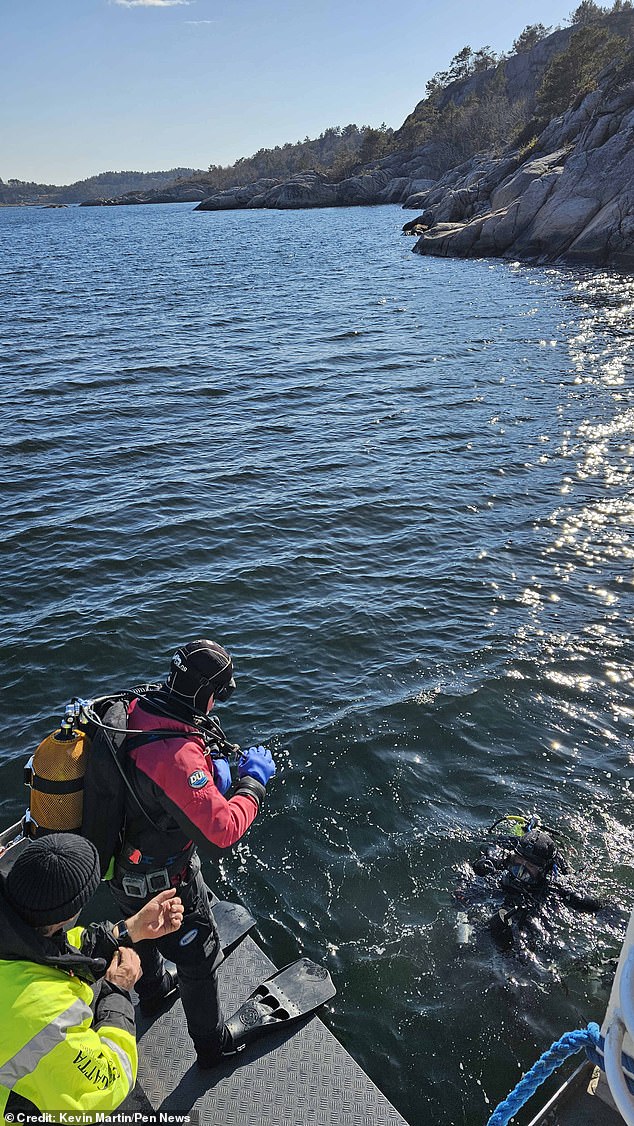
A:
<box><xmin>114</xmin><ymin>929</ymin><xmax>408</xmax><ymax>1125</ymax></box>
<box><xmin>527</xmin><ymin>1062</ymin><xmax>625</xmax><ymax>1126</ymax></box>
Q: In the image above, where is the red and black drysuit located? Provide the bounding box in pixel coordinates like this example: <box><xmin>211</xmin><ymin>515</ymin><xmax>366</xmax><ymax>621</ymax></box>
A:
<box><xmin>109</xmin><ymin>694</ymin><xmax>265</xmax><ymax>1061</ymax></box>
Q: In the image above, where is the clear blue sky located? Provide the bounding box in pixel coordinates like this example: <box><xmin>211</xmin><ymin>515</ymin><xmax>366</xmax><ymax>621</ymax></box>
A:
<box><xmin>2</xmin><ymin>0</ymin><xmax>578</xmax><ymax>185</ymax></box>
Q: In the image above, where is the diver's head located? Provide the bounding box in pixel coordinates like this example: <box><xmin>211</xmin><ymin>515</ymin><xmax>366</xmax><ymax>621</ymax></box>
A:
<box><xmin>515</xmin><ymin>830</ymin><xmax>556</xmax><ymax>868</ymax></box>
<box><xmin>500</xmin><ymin>830</ymin><xmax>556</xmax><ymax>896</ymax></box>
<box><xmin>165</xmin><ymin>639</ymin><xmax>235</xmax><ymax>714</ymax></box>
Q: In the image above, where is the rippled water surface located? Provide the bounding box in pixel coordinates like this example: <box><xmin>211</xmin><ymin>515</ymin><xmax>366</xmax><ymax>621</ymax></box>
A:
<box><xmin>1</xmin><ymin>203</ymin><xmax>633</xmax><ymax>1125</ymax></box>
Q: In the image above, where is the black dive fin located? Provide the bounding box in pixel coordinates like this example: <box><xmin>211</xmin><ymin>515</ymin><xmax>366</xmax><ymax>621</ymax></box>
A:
<box><xmin>212</xmin><ymin>900</ymin><xmax>256</xmax><ymax>954</ymax></box>
<box><xmin>225</xmin><ymin>957</ymin><xmax>336</xmax><ymax>1049</ymax></box>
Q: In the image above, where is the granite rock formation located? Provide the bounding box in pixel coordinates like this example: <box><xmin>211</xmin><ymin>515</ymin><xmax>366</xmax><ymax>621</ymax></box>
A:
<box><xmin>193</xmin><ymin>168</ymin><xmax>438</xmax><ymax>211</ymax></box>
<box><xmin>410</xmin><ymin>72</ymin><xmax>634</xmax><ymax>268</ymax></box>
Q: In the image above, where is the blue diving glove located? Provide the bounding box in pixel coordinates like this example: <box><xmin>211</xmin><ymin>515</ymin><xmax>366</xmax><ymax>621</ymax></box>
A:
<box><xmin>238</xmin><ymin>745</ymin><xmax>276</xmax><ymax>786</ymax></box>
<box><xmin>213</xmin><ymin>757</ymin><xmax>232</xmax><ymax>795</ymax></box>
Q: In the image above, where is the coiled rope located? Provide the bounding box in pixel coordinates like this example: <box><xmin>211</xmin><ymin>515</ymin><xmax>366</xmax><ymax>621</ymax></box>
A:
<box><xmin>486</xmin><ymin>1022</ymin><xmax>601</xmax><ymax>1126</ymax></box>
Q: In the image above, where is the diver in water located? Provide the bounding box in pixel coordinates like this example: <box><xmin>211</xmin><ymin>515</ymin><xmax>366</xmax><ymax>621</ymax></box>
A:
<box><xmin>455</xmin><ymin>818</ymin><xmax>604</xmax><ymax>950</ymax></box>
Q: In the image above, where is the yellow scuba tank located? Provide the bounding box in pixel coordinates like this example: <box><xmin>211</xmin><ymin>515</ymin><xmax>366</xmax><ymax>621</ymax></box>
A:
<box><xmin>24</xmin><ymin>703</ymin><xmax>90</xmax><ymax>836</ymax></box>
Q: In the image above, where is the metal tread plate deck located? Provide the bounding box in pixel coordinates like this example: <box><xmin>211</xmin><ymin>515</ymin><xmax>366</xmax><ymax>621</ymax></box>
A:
<box><xmin>117</xmin><ymin>933</ymin><xmax>408</xmax><ymax>1126</ymax></box>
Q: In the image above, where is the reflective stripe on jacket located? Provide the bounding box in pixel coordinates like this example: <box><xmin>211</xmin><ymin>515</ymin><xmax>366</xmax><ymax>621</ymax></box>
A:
<box><xmin>0</xmin><ymin>930</ymin><xmax>137</xmax><ymax>1123</ymax></box>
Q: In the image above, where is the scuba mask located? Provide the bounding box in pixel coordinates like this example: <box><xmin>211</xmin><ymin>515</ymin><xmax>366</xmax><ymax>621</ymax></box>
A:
<box><xmin>474</xmin><ymin>827</ymin><xmax>558</xmax><ymax>892</ymax></box>
<box><xmin>214</xmin><ymin>676</ymin><xmax>236</xmax><ymax>703</ymax></box>
<box><xmin>500</xmin><ymin>830</ymin><xmax>557</xmax><ymax>896</ymax></box>
<box><xmin>500</xmin><ymin>859</ymin><xmax>547</xmax><ymax>895</ymax></box>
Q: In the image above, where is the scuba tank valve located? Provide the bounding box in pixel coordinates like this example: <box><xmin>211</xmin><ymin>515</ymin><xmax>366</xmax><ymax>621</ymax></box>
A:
<box><xmin>455</xmin><ymin>911</ymin><xmax>473</xmax><ymax>946</ymax></box>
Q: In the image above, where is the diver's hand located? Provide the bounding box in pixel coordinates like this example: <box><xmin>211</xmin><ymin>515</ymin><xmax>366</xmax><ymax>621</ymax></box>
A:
<box><xmin>472</xmin><ymin>858</ymin><xmax>495</xmax><ymax>876</ymax></box>
<box><xmin>125</xmin><ymin>889</ymin><xmax>185</xmax><ymax>942</ymax></box>
<box><xmin>213</xmin><ymin>757</ymin><xmax>232</xmax><ymax>795</ymax></box>
<box><xmin>105</xmin><ymin>947</ymin><xmax>142</xmax><ymax>990</ymax></box>
<box><xmin>238</xmin><ymin>745</ymin><xmax>276</xmax><ymax>786</ymax></box>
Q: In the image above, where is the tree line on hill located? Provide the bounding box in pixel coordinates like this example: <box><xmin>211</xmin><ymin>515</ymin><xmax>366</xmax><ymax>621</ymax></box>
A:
<box><xmin>393</xmin><ymin>0</ymin><xmax>634</xmax><ymax>168</ymax></box>
<box><xmin>0</xmin><ymin>169</ymin><xmax>201</xmax><ymax>207</ymax></box>
<box><xmin>195</xmin><ymin>123</ymin><xmax>394</xmax><ymax>192</ymax></box>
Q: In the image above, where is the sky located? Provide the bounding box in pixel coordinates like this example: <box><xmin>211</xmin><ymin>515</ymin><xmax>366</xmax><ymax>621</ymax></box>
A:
<box><xmin>2</xmin><ymin>0</ymin><xmax>581</xmax><ymax>185</ymax></box>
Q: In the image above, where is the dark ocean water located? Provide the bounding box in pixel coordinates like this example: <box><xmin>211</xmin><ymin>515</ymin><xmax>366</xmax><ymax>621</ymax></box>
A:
<box><xmin>1</xmin><ymin>201</ymin><xmax>633</xmax><ymax>1125</ymax></box>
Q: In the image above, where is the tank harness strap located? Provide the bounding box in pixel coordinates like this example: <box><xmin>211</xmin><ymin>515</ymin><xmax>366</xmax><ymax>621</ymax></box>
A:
<box><xmin>124</xmin><ymin>730</ymin><xmax>188</xmax><ymax>754</ymax></box>
<box><xmin>29</xmin><ymin>775</ymin><xmax>84</xmax><ymax>795</ymax></box>
<box><xmin>106</xmin><ymin>728</ymin><xmax>193</xmax><ymax>837</ymax></box>
<box><xmin>117</xmin><ymin>728</ymin><xmax>199</xmax><ymax>882</ymax></box>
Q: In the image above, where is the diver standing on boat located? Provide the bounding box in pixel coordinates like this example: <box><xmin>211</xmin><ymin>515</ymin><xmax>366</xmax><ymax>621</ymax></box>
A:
<box><xmin>103</xmin><ymin>639</ymin><xmax>276</xmax><ymax>1067</ymax></box>
<box><xmin>0</xmin><ymin>833</ymin><xmax>183</xmax><ymax>1120</ymax></box>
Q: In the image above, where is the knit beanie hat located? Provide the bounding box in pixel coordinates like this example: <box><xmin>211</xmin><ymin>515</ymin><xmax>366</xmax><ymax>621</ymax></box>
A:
<box><xmin>5</xmin><ymin>833</ymin><xmax>100</xmax><ymax>927</ymax></box>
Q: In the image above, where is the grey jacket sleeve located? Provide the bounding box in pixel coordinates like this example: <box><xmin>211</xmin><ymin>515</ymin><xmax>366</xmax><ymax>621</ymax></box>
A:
<box><xmin>91</xmin><ymin>977</ymin><xmax>136</xmax><ymax>1035</ymax></box>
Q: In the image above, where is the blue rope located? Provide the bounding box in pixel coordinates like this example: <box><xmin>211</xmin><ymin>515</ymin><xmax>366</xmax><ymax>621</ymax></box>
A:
<box><xmin>486</xmin><ymin>1023</ymin><xmax>601</xmax><ymax>1126</ymax></box>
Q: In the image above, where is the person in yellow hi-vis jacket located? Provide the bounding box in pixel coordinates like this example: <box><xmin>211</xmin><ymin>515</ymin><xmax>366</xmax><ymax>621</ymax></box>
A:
<box><xmin>0</xmin><ymin>833</ymin><xmax>183</xmax><ymax>1123</ymax></box>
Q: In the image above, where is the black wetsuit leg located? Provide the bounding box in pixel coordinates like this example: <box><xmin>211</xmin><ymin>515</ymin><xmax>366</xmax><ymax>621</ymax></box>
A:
<box><xmin>165</xmin><ymin>861</ymin><xmax>227</xmax><ymax>1058</ymax></box>
<box><xmin>110</xmin><ymin>855</ymin><xmax>227</xmax><ymax>1059</ymax></box>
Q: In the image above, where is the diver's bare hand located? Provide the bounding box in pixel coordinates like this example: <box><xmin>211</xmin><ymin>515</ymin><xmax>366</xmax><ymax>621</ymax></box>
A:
<box><xmin>125</xmin><ymin>888</ymin><xmax>185</xmax><ymax>943</ymax></box>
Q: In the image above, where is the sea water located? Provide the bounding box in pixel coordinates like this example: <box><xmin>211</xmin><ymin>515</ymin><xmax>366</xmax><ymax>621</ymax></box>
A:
<box><xmin>0</xmin><ymin>202</ymin><xmax>632</xmax><ymax>1124</ymax></box>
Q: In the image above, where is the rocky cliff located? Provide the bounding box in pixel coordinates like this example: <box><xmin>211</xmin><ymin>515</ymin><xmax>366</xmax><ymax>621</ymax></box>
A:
<box><xmin>408</xmin><ymin>68</ymin><xmax>634</xmax><ymax>268</ymax></box>
<box><xmin>192</xmin><ymin>167</ymin><xmax>437</xmax><ymax>211</ymax></box>
<box><xmin>193</xmin><ymin>26</ymin><xmax>584</xmax><ymax>216</ymax></box>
